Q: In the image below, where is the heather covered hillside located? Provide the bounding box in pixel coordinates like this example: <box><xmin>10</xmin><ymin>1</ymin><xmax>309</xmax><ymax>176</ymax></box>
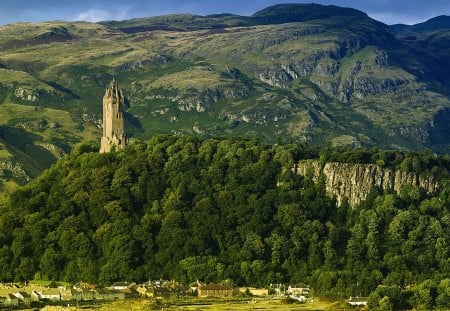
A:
<box><xmin>1</xmin><ymin>4</ymin><xmax>450</xmax><ymax>185</ymax></box>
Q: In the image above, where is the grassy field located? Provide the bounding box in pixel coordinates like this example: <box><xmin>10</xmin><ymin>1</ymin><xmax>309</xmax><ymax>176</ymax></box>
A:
<box><xmin>36</xmin><ymin>298</ymin><xmax>351</xmax><ymax>311</ymax></box>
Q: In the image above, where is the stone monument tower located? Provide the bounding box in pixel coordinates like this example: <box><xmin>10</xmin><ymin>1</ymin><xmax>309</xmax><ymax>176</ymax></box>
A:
<box><xmin>100</xmin><ymin>78</ymin><xmax>127</xmax><ymax>153</ymax></box>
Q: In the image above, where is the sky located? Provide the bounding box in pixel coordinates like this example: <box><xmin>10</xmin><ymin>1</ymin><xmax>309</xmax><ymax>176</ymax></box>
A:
<box><xmin>0</xmin><ymin>0</ymin><xmax>449</xmax><ymax>26</ymax></box>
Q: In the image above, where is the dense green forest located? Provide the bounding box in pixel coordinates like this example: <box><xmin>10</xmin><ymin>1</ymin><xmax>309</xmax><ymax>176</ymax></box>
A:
<box><xmin>0</xmin><ymin>135</ymin><xmax>449</xmax><ymax>309</ymax></box>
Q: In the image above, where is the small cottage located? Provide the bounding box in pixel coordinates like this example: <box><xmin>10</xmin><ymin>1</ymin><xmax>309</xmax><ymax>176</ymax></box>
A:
<box><xmin>110</xmin><ymin>282</ymin><xmax>130</xmax><ymax>290</ymax></box>
<box><xmin>80</xmin><ymin>288</ymin><xmax>94</xmax><ymax>301</ymax></box>
<box><xmin>348</xmin><ymin>296</ymin><xmax>368</xmax><ymax>306</ymax></box>
<box><xmin>31</xmin><ymin>290</ymin><xmax>41</xmax><ymax>302</ymax></box>
<box><xmin>41</xmin><ymin>289</ymin><xmax>61</xmax><ymax>301</ymax></box>
<box><xmin>5</xmin><ymin>294</ymin><xmax>19</xmax><ymax>307</ymax></box>
<box><xmin>13</xmin><ymin>291</ymin><xmax>31</xmax><ymax>305</ymax></box>
<box><xmin>288</xmin><ymin>283</ymin><xmax>310</xmax><ymax>296</ymax></box>
<box><xmin>197</xmin><ymin>284</ymin><xmax>233</xmax><ymax>298</ymax></box>
<box><xmin>94</xmin><ymin>288</ymin><xmax>115</xmax><ymax>300</ymax></box>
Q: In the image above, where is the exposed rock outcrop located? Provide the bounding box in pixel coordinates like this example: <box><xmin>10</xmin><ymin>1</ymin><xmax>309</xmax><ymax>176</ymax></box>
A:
<box><xmin>18</xmin><ymin>118</ymin><xmax>48</xmax><ymax>130</ymax></box>
<box><xmin>14</xmin><ymin>86</ymin><xmax>39</xmax><ymax>102</ymax></box>
<box><xmin>34</xmin><ymin>142</ymin><xmax>65</xmax><ymax>159</ymax></box>
<box><xmin>115</xmin><ymin>54</ymin><xmax>170</xmax><ymax>71</ymax></box>
<box><xmin>296</xmin><ymin>160</ymin><xmax>439</xmax><ymax>207</ymax></box>
<box><xmin>0</xmin><ymin>159</ymin><xmax>30</xmax><ymax>184</ymax></box>
<box><xmin>143</xmin><ymin>84</ymin><xmax>250</xmax><ymax>113</ymax></box>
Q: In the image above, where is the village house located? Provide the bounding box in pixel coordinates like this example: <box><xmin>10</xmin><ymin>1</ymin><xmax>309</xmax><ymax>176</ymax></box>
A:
<box><xmin>120</xmin><ymin>287</ymin><xmax>136</xmax><ymax>299</ymax></box>
<box><xmin>110</xmin><ymin>282</ymin><xmax>130</xmax><ymax>291</ymax></box>
<box><xmin>5</xmin><ymin>293</ymin><xmax>19</xmax><ymax>307</ymax></box>
<box><xmin>72</xmin><ymin>288</ymin><xmax>84</xmax><ymax>301</ymax></box>
<box><xmin>189</xmin><ymin>281</ymin><xmax>204</xmax><ymax>295</ymax></box>
<box><xmin>135</xmin><ymin>285</ymin><xmax>169</xmax><ymax>299</ymax></box>
<box><xmin>153</xmin><ymin>286</ymin><xmax>171</xmax><ymax>299</ymax></box>
<box><xmin>348</xmin><ymin>296</ymin><xmax>368</xmax><ymax>306</ymax></box>
<box><xmin>61</xmin><ymin>288</ymin><xmax>83</xmax><ymax>301</ymax></box>
<box><xmin>40</xmin><ymin>288</ymin><xmax>61</xmax><ymax>301</ymax></box>
<box><xmin>94</xmin><ymin>288</ymin><xmax>115</xmax><ymax>300</ymax></box>
<box><xmin>287</xmin><ymin>283</ymin><xmax>310</xmax><ymax>296</ymax></box>
<box><xmin>115</xmin><ymin>289</ymin><xmax>126</xmax><ymax>300</ymax></box>
<box><xmin>80</xmin><ymin>288</ymin><xmax>94</xmax><ymax>301</ymax></box>
<box><xmin>151</xmin><ymin>279</ymin><xmax>164</xmax><ymax>287</ymax></box>
<box><xmin>73</xmin><ymin>282</ymin><xmax>95</xmax><ymax>291</ymax></box>
<box><xmin>271</xmin><ymin>283</ymin><xmax>289</xmax><ymax>296</ymax></box>
<box><xmin>13</xmin><ymin>291</ymin><xmax>31</xmax><ymax>306</ymax></box>
<box><xmin>31</xmin><ymin>290</ymin><xmax>41</xmax><ymax>302</ymax></box>
<box><xmin>93</xmin><ymin>288</ymin><xmax>124</xmax><ymax>300</ymax></box>
<box><xmin>136</xmin><ymin>285</ymin><xmax>149</xmax><ymax>297</ymax></box>
<box><xmin>197</xmin><ymin>284</ymin><xmax>233</xmax><ymax>298</ymax></box>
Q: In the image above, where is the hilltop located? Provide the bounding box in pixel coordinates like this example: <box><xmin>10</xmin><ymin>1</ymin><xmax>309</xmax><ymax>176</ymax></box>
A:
<box><xmin>0</xmin><ymin>4</ymin><xmax>450</xmax><ymax>185</ymax></box>
<box><xmin>0</xmin><ymin>136</ymin><xmax>448</xmax><ymax>310</ymax></box>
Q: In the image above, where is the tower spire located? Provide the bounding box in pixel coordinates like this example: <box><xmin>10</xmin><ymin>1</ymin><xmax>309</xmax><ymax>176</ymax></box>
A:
<box><xmin>100</xmin><ymin>79</ymin><xmax>127</xmax><ymax>153</ymax></box>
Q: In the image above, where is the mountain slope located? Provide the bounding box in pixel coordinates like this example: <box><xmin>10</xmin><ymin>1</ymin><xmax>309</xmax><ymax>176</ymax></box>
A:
<box><xmin>392</xmin><ymin>16</ymin><xmax>450</xmax><ymax>143</ymax></box>
<box><xmin>0</xmin><ymin>4</ymin><xmax>450</xmax><ymax>184</ymax></box>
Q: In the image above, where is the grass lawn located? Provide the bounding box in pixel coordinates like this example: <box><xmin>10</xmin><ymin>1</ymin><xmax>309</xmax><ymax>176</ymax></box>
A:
<box><xmin>36</xmin><ymin>298</ymin><xmax>350</xmax><ymax>311</ymax></box>
<box><xmin>175</xmin><ymin>299</ymin><xmax>346</xmax><ymax>311</ymax></box>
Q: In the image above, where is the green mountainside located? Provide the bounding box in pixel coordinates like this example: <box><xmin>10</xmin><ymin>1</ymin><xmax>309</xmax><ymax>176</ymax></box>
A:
<box><xmin>0</xmin><ymin>4</ymin><xmax>450</xmax><ymax>185</ymax></box>
<box><xmin>0</xmin><ymin>136</ymin><xmax>449</xmax><ymax>309</ymax></box>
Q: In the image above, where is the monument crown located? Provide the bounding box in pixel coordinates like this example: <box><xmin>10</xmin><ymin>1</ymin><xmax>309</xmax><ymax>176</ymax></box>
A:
<box><xmin>100</xmin><ymin>79</ymin><xmax>127</xmax><ymax>153</ymax></box>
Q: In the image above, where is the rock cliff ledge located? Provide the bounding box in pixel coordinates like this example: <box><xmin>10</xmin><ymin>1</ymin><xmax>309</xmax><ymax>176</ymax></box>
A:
<box><xmin>296</xmin><ymin>160</ymin><xmax>439</xmax><ymax>207</ymax></box>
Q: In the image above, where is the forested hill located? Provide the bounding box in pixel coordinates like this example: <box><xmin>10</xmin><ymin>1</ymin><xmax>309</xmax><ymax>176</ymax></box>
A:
<box><xmin>1</xmin><ymin>136</ymin><xmax>449</xmax><ymax>309</ymax></box>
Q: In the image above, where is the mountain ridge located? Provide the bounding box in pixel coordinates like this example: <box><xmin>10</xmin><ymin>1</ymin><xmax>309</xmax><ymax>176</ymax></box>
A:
<box><xmin>0</xmin><ymin>3</ymin><xmax>449</xmax><ymax>185</ymax></box>
<box><xmin>101</xmin><ymin>3</ymin><xmax>370</xmax><ymax>33</ymax></box>
<box><xmin>392</xmin><ymin>15</ymin><xmax>450</xmax><ymax>36</ymax></box>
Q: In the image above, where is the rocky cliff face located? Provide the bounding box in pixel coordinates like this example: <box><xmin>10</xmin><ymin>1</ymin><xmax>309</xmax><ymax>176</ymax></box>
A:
<box><xmin>0</xmin><ymin>159</ymin><xmax>29</xmax><ymax>185</ymax></box>
<box><xmin>296</xmin><ymin>160</ymin><xmax>439</xmax><ymax>207</ymax></box>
